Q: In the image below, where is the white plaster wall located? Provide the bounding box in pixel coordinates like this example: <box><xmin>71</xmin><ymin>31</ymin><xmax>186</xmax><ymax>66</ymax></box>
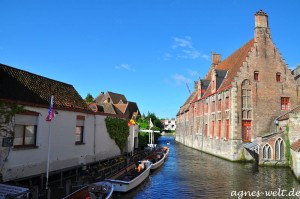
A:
<box><xmin>1</xmin><ymin>106</ymin><xmax>122</xmax><ymax>181</ymax></box>
<box><xmin>291</xmin><ymin>150</ymin><xmax>300</xmax><ymax>178</ymax></box>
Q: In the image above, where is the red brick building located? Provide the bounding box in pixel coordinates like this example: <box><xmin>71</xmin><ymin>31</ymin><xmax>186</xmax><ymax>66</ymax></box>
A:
<box><xmin>176</xmin><ymin>10</ymin><xmax>300</xmax><ymax>161</ymax></box>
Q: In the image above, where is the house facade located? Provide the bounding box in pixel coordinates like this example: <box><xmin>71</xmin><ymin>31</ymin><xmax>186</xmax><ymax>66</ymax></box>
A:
<box><xmin>0</xmin><ymin>64</ymin><xmax>137</xmax><ymax>183</ymax></box>
<box><xmin>176</xmin><ymin>10</ymin><xmax>300</xmax><ymax>162</ymax></box>
<box><xmin>161</xmin><ymin>118</ymin><xmax>176</xmax><ymax>132</ymax></box>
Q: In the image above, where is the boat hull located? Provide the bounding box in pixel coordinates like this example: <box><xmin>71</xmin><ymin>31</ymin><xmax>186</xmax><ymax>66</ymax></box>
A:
<box><xmin>63</xmin><ymin>181</ymin><xmax>113</xmax><ymax>199</ymax></box>
<box><xmin>106</xmin><ymin>161</ymin><xmax>152</xmax><ymax>192</ymax></box>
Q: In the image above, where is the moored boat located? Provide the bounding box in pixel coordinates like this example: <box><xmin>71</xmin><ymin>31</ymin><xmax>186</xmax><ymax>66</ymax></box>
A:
<box><xmin>105</xmin><ymin>160</ymin><xmax>152</xmax><ymax>192</ymax></box>
<box><xmin>146</xmin><ymin>146</ymin><xmax>169</xmax><ymax>170</ymax></box>
<box><xmin>63</xmin><ymin>181</ymin><xmax>113</xmax><ymax>199</ymax></box>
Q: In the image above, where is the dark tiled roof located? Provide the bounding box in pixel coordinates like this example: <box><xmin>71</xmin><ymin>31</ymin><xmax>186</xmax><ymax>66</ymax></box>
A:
<box><xmin>127</xmin><ymin>101</ymin><xmax>140</xmax><ymax>118</ymax></box>
<box><xmin>94</xmin><ymin>92</ymin><xmax>105</xmax><ymax>103</ymax></box>
<box><xmin>107</xmin><ymin>91</ymin><xmax>127</xmax><ymax>104</ymax></box>
<box><xmin>216</xmin><ymin>70</ymin><xmax>227</xmax><ymax>89</ymax></box>
<box><xmin>179</xmin><ymin>91</ymin><xmax>197</xmax><ymax>114</ymax></box>
<box><xmin>103</xmin><ymin>103</ymin><xmax>117</xmax><ymax>114</ymax></box>
<box><xmin>203</xmin><ymin>39</ymin><xmax>254</xmax><ymax>97</ymax></box>
<box><xmin>113</xmin><ymin>104</ymin><xmax>127</xmax><ymax>114</ymax></box>
<box><xmin>0</xmin><ymin>64</ymin><xmax>89</xmax><ymax>111</ymax></box>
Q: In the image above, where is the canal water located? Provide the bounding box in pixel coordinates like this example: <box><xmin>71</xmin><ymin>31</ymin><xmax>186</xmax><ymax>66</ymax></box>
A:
<box><xmin>113</xmin><ymin>136</ymin><xmax>300</xmax><ymax>199</ymax></box>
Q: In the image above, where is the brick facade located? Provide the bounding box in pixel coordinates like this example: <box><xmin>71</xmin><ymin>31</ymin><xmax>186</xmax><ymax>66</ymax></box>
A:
<box><xmin>176</xmin><ymin>10</ymin><xmax>300</xmax><ymax>161</ymax></box>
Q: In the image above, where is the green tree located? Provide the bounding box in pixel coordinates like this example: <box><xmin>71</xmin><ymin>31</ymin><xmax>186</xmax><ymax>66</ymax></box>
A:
<box><xmin>137</xmin><ymin>112</ymin><xmax>163</xmax><ymax>131</ymax></box>
<box><xmin>0</xmin><ymin>102</ymin><xmax>24</xmax><ymax>182</ymax></box>
<box><xmin>85</xmin><ymin>93</ymin><xmax>94</xmax><ymax>103</ymax></box>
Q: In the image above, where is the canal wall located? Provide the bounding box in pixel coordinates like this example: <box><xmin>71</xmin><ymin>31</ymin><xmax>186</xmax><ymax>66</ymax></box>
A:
<box><xmin>175</xmin><ymin>134</ymin><xmax>253</xmax><ymax>161</ymax></box>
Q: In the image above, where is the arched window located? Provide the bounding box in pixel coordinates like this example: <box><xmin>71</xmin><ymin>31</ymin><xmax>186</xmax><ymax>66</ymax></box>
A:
<box><xmin>242</xmin><ymin>79</ymin><xmax>252</xmax><ymax>142</ymax></box>
<box><xmin>254</xmin><ymin>71</ymin><xmax>259</xmax><ymax>81</ymax></box>
<box><xmin>276</xmin><ymin>72</ymin><xmax>281</xmax><ymax>82</ymax></box>
<box><xmin>242</xmin><ymin>79</ymin><xmax>252</xmax><ymax>111</ymax></box>
<box><xmin>275</xmin><ymin>138</ymin><xmax>284</xmax><ymax>160</ymax></box>
<box><xmin>262</xmin><ymin>144</ymin><xmax>272</xmax><ymax>160</ymax></box>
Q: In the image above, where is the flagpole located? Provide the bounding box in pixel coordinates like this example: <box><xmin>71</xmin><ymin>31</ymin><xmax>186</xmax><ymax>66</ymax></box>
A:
<box><xmin>45</xmin><ymin>95</ymin><xmax>54</xmax><ymax>192</ymax></box>
<box><xmin>46</xmin><ymin>122</ymin><xmax>51</xmax><ymax>190</ymax></box>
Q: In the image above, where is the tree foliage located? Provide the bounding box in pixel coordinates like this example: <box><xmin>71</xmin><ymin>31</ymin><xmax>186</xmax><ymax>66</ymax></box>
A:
<box><xmin>0</xmin><ymin>102</ymin><xmax>24</xmax><ymax>137</ymax></box>
<box><xmin>0</xmin><ymin>102</ymin><xmax>24</xmax><ymax>182</ymax></box>
<box><xmin>104</xmin><ymin>117</ymin><xmax>129</xmax><ymax>153</ymax></box>
<box><xmin>137</xmin><ymin>112</ymin><xmax>163</xmax><ymax>131</ymax></box>
<box><xmin>85</xmin><ymin>93</ymin><xmax>94</xmax><ymax>103</ymax></box>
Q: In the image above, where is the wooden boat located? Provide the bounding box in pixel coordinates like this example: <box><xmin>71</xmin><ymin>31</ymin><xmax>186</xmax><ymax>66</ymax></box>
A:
<box><xmin>146</xmin><ymin>146</ymin><xmax>169</xmax><ymax>170</ymax></box>
<box><xmin>63</xmin><ymin>181</ymin><xmax>113</xmax><ymax>199</ymax></box>
<box><xmin>105</xmin><ymin>160</ymin><xmax>152</xmax><ymax>192</ymax></box>
<box><xmin>0</xmin><ymin>183</ymin><xmax>31</xmax><ymax>199</ymax></box>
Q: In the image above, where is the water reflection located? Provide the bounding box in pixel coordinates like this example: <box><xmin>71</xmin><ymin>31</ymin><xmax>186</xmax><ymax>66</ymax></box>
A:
<box><xmin>113</xmin><ymin>136</ymin><xmax>300</xmax><ymax>199</ymax></box>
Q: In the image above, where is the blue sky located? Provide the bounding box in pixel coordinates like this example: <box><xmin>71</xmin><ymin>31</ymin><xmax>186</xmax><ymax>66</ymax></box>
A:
<box><xmin>1</xmin><ymin>1</ymin><xmax>300</xmax><ymax>119</ymax></box>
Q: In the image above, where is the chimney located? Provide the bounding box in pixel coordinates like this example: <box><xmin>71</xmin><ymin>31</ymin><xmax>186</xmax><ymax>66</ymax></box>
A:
<box><xmin>254</xmin><ymin>10</ymin><xmax>270</xmax><ymax>44</ymax></box>
<box><xmin>212</xmin><ymin>52</ymin><xmax>221</xmax><ymax>66</ymax></box>
<box><xmin>197</xmin><ymin>79</ymin><xmax>201</xmax><ymax>99</ymax></box>
<box><xmin>255</xmin><ymin>9</ymin><xmax>268</xmax><ymax>29</ymax></box>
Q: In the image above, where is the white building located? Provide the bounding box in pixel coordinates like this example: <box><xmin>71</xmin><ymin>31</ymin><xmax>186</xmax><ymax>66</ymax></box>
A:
<box><xmin>0</xmin><ymin>64</ymin><xmax>138</xmax><ymax>182</ymax></box>
<box><xmin>161</xmin><ymin>118</ymin><xmax>176</xmax><ymax>132</ymax></box>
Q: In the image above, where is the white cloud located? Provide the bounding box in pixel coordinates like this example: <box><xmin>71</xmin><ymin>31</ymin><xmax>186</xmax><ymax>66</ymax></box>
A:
<box><xmin>172</xmin><ymin>36</ymin><xmax>193</xmax><ymax>49</ymax></box>
<box><xmin>168</xmin><ymin>36</ymin><xmax>209</xmax><ymax>60</ymax></box>
<box><xmin>187</xmin><ymin>69</ymin><xmax>199</xmax><ymax>77</ymax></box>
<box><xmin>115</xmin><ymin>64</ymin><xmax>136</xmax><ymax>72</ymax></box>
<box><xmin>172</xmin><ymin>74</ymin><xmax>192</xmax><ymax>85</ymax></box>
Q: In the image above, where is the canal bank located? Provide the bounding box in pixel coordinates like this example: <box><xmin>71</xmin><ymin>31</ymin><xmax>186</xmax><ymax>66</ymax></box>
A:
<box><xmin>114</xmin><ymin>136</ymin><xmax>300</xmax><ymax>199</ymax></box>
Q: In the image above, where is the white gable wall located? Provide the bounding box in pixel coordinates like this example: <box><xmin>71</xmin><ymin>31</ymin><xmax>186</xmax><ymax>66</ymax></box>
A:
<box><xmin>1</xmin><ymin>106</ymin><xmax>121</xmax><ymax>181</ymax></box>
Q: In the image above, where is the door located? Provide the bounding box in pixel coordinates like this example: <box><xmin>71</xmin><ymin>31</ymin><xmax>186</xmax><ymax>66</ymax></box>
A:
<box><xmin>242</xmin><ymin>120</ymin><xmax>252</xmax><ymax>142</ymax></box>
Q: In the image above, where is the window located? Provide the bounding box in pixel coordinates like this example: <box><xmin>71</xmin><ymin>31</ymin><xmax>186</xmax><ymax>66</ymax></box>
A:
<box><xmin>75</xmin><ymin>115</ymin><xmax>85</xmax><ymax>144</ymax></box>
<box><xmin>275</xmin><ymin>138</ymin><xmax>284</xmax><ymax>160</ymax></box>
<box><xmin>14</xmin><ymin>125</ymin><xmax>37</xmax><ymax>147</ymax></box>
<box><xmin>205</xmin><ymin>124</ymin><xmax>208</xmax><ymax>137</ymax></box>
<box><xmin>218</xmin><ymin>99</ymin><xmax>222</xmax><ymax>111</ymax></box>
<box><xmin>281</xmin><ymin>97</ymin><xmax>290</xmax><ymax>110</ymax></box>
<box><xmin>276</xmin><ymin>72</ymin><xmax>281</xmax><ymax>82</ymax></box>
<box><xmin>212</xmin><ymin>101</ymin><xmax>215</xmax><ymax>112</ymax></box>
<box><xmin>242</xmin><ymin>79</ymin><xmax>252</xmax><ymax>120</ymax></box>
<box><xmin>262</xmin><ymin>144</ymin><xmax>272</xmax><ymax>160</ymax></box>
<box><xmin>254</xmin><ymin>71</ymin><xmax>259</xmax><ymax>81</ymax></box>
<box><xmin>13</xmin><ymin>111</ymin><xmax>38</xmax><ymax>148</ymax></box>
<box><xmin>225</xmin><ymin>119</ymin><xmax>229</xmax><ymax>140</ymax></box>
<box><xmin>225</xmin><ymin>97</ymin><xmax>230</xmax><ymax>109</ymax></box>
<box><xmin>205</xmin><ymin>103</ymin><xmax>208</xmax><ymax>113</ymax></box>
<box><xmin>218</xmin><ymin>120</ymin><xmax>221</xmax><ymax>139</ymax></box>
<box><xmin>242</xmin><ymin>89</ymin><xmax>251</xmax><ymax>109</ymax></box>
<box><xmin>211</xmin><ymin>121</ymin><xmax>214</xmax><ymax>138</ymax></box>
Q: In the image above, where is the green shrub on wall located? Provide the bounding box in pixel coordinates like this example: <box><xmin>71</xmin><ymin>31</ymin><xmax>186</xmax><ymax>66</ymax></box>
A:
<box><xmin>105</xmin><ymin>117</ymin><xmax>129</xmax><ymax>153</ymax></box>
<box><xmin>285</xmin><ymin>126</ymin><xmax>291</xmax><ymax>165</ymax></box>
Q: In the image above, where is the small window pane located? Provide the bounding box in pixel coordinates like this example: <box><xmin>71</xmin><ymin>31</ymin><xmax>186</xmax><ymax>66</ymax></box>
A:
<box><xmin>25</xmin><ymin>126</ymin><xmax>35</xmax><ymax>144</ymax></box>
<box><xmin>14</xmin><ymin>125</ymin><xmax>23</xmax><ymax>145</ymax></box>
<box><xmin>76</xmin><ymin>126</ymin><xmax>83</xmax><ymax>142</ymax></box>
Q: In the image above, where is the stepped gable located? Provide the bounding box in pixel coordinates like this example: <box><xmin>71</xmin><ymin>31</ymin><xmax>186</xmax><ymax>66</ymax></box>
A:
<box><xmin>203</xmin><ymin>39</ymin><xmax>254</xmax><ymax>97</ymax></box>
<box><xmin>0</xmin><ymin>63</ymin><xmax>89</xmax><ymax>111</ymax></box>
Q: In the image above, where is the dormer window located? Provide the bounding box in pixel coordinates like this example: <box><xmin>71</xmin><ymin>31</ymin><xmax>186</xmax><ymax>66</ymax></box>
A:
<box><xmin>254</xmin><ymin>71</ymin><xmax>259</xmax><ymax>81</ymax></box>
<box><xmin>276</xmin><ymin>72</ymin><xmax>281</xmax><ymax>82</ymax></box>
